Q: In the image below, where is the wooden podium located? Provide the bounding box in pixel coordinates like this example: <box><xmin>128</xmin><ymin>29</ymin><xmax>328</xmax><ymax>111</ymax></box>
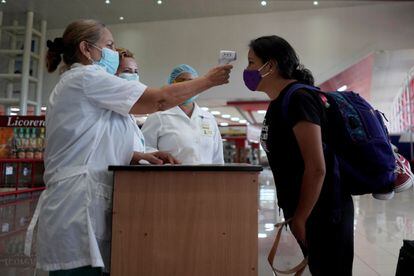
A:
<box><xmin>108</xmin><ymin>164</ymin><xmax>262</xmax><ymax>276</ymax></box>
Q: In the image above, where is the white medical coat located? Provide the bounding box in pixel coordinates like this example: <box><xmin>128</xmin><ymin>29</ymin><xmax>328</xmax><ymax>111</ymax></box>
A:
<box><xmin>141</xmin><ymin>104</ymin><xmax>224</xmax><ymax>164</ymax></box>
<box><xmin>131</xmin><ymin>115</ymin><xmax>146</xmax><ymax>152</ymax></box>
<box><xmin>26</xmin><ymin>63</ymin><xmax>147</xmax><ymax>272</ymax></box>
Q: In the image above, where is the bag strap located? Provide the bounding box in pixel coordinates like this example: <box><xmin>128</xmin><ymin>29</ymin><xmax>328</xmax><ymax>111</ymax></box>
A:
<box><xmin>281</xmin><ymin>83</ymin><xmax>323</xmax><ymax>126</ymax></box>
<box><xmin>268</xmin><ymin>219</ymin><xmax>308</xmax><ymax>275</ymax></box>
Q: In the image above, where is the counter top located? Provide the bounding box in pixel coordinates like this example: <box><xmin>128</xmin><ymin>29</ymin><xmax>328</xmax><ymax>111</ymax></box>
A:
<box><xmin>108</xmin><ymin>164</ymin><xmax>263</xmax><ymax>172</ymax></box>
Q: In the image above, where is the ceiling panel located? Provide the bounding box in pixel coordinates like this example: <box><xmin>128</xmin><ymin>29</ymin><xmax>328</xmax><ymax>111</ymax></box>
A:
<box><xmin>0</xmin><ymin>0</ymin><xmax>382</xmax><ymax>29</ymax></box>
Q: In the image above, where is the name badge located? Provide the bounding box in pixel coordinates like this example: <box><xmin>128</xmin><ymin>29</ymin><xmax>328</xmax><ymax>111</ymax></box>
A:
<box><xmin>201</xmin><ymin>123</ymin><xmax>213</xmax><ymax>136</ymax></box>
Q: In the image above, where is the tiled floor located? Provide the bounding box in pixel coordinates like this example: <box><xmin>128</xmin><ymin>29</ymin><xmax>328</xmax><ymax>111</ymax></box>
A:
<box><xmin>1</xmin><ymin>169</ymin><xmax>413</xmax><ymax>276</ymax></box>
<box><xmin>258</xmin><ymin>169</ymin><xmax>414</xmax><ymax>276</ymax></box>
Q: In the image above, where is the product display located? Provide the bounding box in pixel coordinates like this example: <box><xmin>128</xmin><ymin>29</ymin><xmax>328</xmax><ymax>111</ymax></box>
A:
<box><xmin>0</xmin><ymin>116</ymin><xmax>45</xmax><ymax>197</ymax></box>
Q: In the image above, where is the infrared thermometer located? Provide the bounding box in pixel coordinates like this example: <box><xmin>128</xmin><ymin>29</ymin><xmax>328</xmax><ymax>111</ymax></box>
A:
<box><xmin>218</xmin><ymin>50</ymin><xmax>237</xmax><ymax>65</ymax></box>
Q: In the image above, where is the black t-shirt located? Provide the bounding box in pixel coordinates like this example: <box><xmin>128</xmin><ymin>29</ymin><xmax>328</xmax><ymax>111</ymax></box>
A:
<box><xmin>261</xmin><ymin>82</ymin><xmax>348</xmax><ymax>219</ymax></box>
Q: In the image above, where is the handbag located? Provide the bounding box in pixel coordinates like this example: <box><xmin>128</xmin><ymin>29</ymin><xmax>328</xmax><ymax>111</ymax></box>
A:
<box><xmin>268</xmin><ymin>219</ymin><xmax>308</xmax><ymax>276</ymax></box>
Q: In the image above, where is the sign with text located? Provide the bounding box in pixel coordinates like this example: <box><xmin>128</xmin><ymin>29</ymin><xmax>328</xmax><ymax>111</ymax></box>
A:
<box><xmin>0</xmin><ymin>116</ymin><xmax>45</xmax><ymax>159</ymax></box>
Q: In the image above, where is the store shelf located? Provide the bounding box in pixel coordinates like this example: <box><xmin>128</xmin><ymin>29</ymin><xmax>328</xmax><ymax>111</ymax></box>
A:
<box><xmin>0</xmin><ymin>98</ymin><xmax>39</xmax><ymax>106</ymax></box>
<box><xmin>0</xmin><ymin>49</ymin><xmax>40</xmax><ymax>60</ymax></box>
<box><xmin>0</xmin><ymin>74</ymin><xmax>38</xmax><ymax>83</ymax></box>
<box><xmin>0</xmin><ymin>12</ymin><xmax>47</xmax><ymax>115</ymax></box>
<box><xmin>0</xmin><ymin>187</ymin><xmax>45</xmax><ymax>198</ymax></box>
<box><xmin>0</xmin><ymin>159</ymin><xmax>44</xmax><ymax>163</ymax></box>
<box><xmin>0</xmin><ymin>26</ymin><xmax>42</xmax><ymax>37</ymax></box>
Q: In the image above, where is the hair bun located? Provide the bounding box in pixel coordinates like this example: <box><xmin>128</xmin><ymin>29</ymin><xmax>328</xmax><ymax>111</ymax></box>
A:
<box><xmin>47</xmin><ymin>37</ymin><xmax>64</xmax><ymax>53</ymax></box>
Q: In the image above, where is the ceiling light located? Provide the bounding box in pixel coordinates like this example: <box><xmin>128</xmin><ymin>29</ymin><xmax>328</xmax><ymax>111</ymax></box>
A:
<box><xmin>201</xmin><ymin>107</ymin><xmax>209</xmax><ymax>111</ymax></box>
<box><xmin>258</xmin><ymin>233</ymin><xmax>267</xmax><ymax>238</ymax></box>
<box><xmin>1</xmin><ymin>0</ymin><xmax>6</xmax><ymax>4</ymax></box>
<box><xmin>313</xmin><ymin>1</ymin><xmax>319</xmax><ymax>5</ymax></box>
<box><xmin>230</xmin><ymin>117</ymin><xmax>240</xmax><ymax>122</ymax></box>
<box><xmin>119</xmin><ymin>16</ymin><xmax>124</xmax><ymax>21</ymax></box>
<box><xmin>257</xmin><ymin>110</ymin><xmax>266</xmax><ymax>114</ymax></box>
<box><xmin>105</xmin><ymin>0</ymin><xmax>110</xmax><ymax>4</ymax></box>
<box><xmin>157</xmin><ymin>0</ymin><xmax>163</xmax><ymax>4</ymax></box>
<box><xmin>220</xmin><ymin>122</ymin><xmax>229</xmax><ymax>127</ymax></box>
<box><xmin>10</xmin><ymin>107</ymin><xmax>20</xmax><ymax>112</ymax></box>
<box><xmin>10</xmin><ymin>112</ymin><xmax>17</xmax><ymax>116</ymax></box>
<box><xmin>211</xmin><ymin>111</ymin><xmax>221</xmax><ymax>116</ymax></box>
<box><xmin>239</xmin><ymin>119</ymin><xmax>247</xmax><ymax>124</ymax></box>
<box><xmin>41</xmin><ymin>106</ymin><xmax>47</xmax><ymax>111</ymax></box>
<box><xmin>261</xmin><ymin>1</ymin><xmax>267</xmax><ymax>6</ymax></box>
<box><xmin>221</xmin><ymin>114</ymin><xmax>231</xmax><ymax>119</ymax></box>
<box><xmin>337</xmin><ymin>85</ymin><xmax>347</xmax><ymax>92</ymax></box>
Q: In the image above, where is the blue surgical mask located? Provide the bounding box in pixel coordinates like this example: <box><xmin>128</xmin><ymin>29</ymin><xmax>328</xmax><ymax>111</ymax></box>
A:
<box><xmin>90</xmin><ymin>44</ymin><xmax>119</xmax><ymax>75</ymax></box>
<box><xmin>119</xmin><ymin>73</ymin><xmax>140</xmax><ymax>82</ymax></box>
<box><xmin>183</xmin><ymin>96</ymin><xmax>197</xmax><ymax>105</ymax></box>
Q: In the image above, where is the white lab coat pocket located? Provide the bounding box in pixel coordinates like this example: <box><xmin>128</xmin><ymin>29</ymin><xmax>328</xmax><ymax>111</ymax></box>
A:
<box><xmin>88</xmin><ymin>180</ymin><xmax>113</xmax><ymax>242</ymax></box>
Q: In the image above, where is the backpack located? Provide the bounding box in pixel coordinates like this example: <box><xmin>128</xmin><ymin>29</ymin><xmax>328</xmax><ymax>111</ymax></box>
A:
<box><xmin>282</xmin><ymin>83</ymin><xmax>396</xmax><ymax>195</ymax></box>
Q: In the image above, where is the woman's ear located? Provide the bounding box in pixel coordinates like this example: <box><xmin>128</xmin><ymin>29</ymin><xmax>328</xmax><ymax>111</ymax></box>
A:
<box><xmin>269</xmin><ymin>59</ymin><xmax>278</xmax><ymax>71</ymax></box>
<box><xmin>79</xmin><ymin>41</ymin><xmax>92</xmax><ymax>62</ymax></box>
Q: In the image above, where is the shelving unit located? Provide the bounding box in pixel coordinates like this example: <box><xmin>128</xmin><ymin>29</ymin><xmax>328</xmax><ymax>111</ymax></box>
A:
<box><xmin>0</xmin><ymin>11</ymin><xmax>47</xmax><ymax>115</ymax></box>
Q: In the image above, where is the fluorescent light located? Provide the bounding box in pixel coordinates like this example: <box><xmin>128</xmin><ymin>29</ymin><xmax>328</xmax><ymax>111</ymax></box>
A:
<box><xmin>258</xmin><ymin>233</ymin><xmax>267</xmax><ymax>238</ymax></box>
<box><xmin>119</xmin><ymin>16</ymin><xmax>124</xmax><ymax>21</ymax></box>
<box><xmin>211</xmin><ymin>111</ymin><xmax>221</xmax><ymax>115</ymax></box>
<box><xmin>201</xmin><ymin>107</ymin><xmax>209</xmax><ymax>111</ymax></box>
<box><xmin>239</xmin><ymin>119</ymin><xmax>247</xmax><ymax>124</ymax></box>
<box><xmin>105</xmin><ymin>0</ymin><xmax>110</xmax><ymax>4</ymax></box>
<box><xmin>41</xmin><ymin>106</ymin><xmax>47</xmax><ymax>111</ymax></box>
<box><xmin>221</xmin><ymin>114</ymin><xmax>231</xmax><ymax>119</ymax></box>
<box><xmin>337</xmin><ymin>85</ymin><xmax>347</xmax><ymax>92</ymax></box>
<box><xmin>257</xmin><ymin>110</ymin><xmax>266</xmax><ymax>114</ymax></box>
<box><xmin>220</xmin><ymin>122</ymin><xmax>229</xmax><ymax>127</ymax></box>
<box><xmin>10</xmin><ymin>107</ymin><xmax>19</xmax><ymax>112</ymax></box>
<box><xmin>264</xmin><ymin>223</ymin><xmax>275</xmax><ymax>231</ymax></box>
<box><xmin>157</xmin><ymin>0</ymin><xmax>163</xmax><ymax>4</ymax></box>
<box><xmin>10</xmin><ymin>112</ymin><xmax>17</xmax><ymax>115</ymax></box>
<box><xmin>230</xmin><ymin>117</ymin><xmax>240</xmax><ymax>122</ymax></box>
<box><xmin>261</xmin><ymin>1</ymin><xmax>267</xmax><ymax>6</ymax></box>
<box><xmin>313</xmin><ymin>1</ymin><xmax>319</xmax><ymax>5</ymax></box>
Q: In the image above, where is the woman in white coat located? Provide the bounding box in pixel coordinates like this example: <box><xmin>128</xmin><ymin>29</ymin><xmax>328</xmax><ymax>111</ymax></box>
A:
<box><xmin>25</xmin><ymin>20</ymin><xmax>232</xmax><ymax>276</ymax></box>
<box><xmin>115</xmin><ymin>47</ymin><xmax>175</xmax><ymax>164</ymax></box>
<box><xmin>141</xmin><ymin>64</ymin><xmax>224</xmax><ymax>164</ymax></box>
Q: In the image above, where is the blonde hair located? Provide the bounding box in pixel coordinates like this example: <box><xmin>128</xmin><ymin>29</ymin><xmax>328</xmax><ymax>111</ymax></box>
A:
<box><xmin>116</xmin><ymin>48</ymin><xmax>135</xmax><ymax>60</ymax></box>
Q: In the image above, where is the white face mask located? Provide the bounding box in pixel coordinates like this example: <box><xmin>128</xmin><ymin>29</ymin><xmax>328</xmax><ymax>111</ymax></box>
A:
<box><xmin>119</xmin><ymin>73</ymin><xmax>140</xmax><ymax>82</ymax></box>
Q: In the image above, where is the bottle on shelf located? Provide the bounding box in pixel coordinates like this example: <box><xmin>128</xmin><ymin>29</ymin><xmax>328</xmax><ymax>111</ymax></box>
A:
<box><xmin>26</xmin><ymin>128</ymin><xmax>36</xmax><ymax>159</ymax></box>
<box><xmin>17</xmin><ymin>128</ymin><xmax>26</xmax><ymax>159</ymax></box>
<box><xmin>35</xmin><ymin>127</ymin><xmax>45</xmax><ymax>160</ymax></box>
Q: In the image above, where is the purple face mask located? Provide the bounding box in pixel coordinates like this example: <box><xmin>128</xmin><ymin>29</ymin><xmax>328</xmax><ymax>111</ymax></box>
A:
<box><xmin>243</xmin><ymin>62</ymin><xmax>270</xmax><ymax>91</ymax></box>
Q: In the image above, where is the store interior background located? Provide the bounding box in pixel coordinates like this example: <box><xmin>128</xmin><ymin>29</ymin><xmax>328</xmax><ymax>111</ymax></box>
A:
<box><xmin>0</xmin><ymin>1</ymin><xmax>414</xmax><ymax>275</ymax></box>
<box><xmin>34</xmin><ymin>0</ymin><xmax>414</xmax><ymax>163</ymax></box>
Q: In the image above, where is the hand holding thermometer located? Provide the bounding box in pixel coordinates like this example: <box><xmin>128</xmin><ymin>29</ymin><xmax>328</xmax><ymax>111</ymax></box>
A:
<box><xmin>218</xmin><ymin>50</ymin><xmax>237</xmax><ymax>65</ymax></box>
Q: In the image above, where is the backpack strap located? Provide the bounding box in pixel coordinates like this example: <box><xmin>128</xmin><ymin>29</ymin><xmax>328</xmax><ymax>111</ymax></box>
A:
<box><xmin>268</xmin><ymin>219</ymin><xmax>308</xmax><ymax>275</ymax></box>
<box><xmin>282</xmin><ymin>83</ymin><xmax>322</xmax><ymax>126</ymax></box>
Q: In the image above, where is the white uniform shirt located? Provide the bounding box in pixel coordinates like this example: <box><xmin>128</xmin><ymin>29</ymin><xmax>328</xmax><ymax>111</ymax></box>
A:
<box><xmin>130</xmin><ymin>115</ymin><xmax>146</xmax><ymax>152</ymax></box>
<box><xmin>32</xmin><ymin>63</ymin><xmax>147</xmax><ymax>272</ymax></box>
<box><xmin>141</xmin><ymin>104</ymin><xmax>224</xmax><ymax>164</ymax></box>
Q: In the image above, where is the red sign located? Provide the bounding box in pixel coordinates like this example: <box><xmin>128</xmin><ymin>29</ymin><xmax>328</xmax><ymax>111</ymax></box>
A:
<box><xmin>0</xmin><ymin>115</ymin><xmax>45</xmax><ymax>128</ymax></box>
<box><xmin>0</xmin><ymin>116</ymin><xmax>45</xmax><ymax>159</ymax></box>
